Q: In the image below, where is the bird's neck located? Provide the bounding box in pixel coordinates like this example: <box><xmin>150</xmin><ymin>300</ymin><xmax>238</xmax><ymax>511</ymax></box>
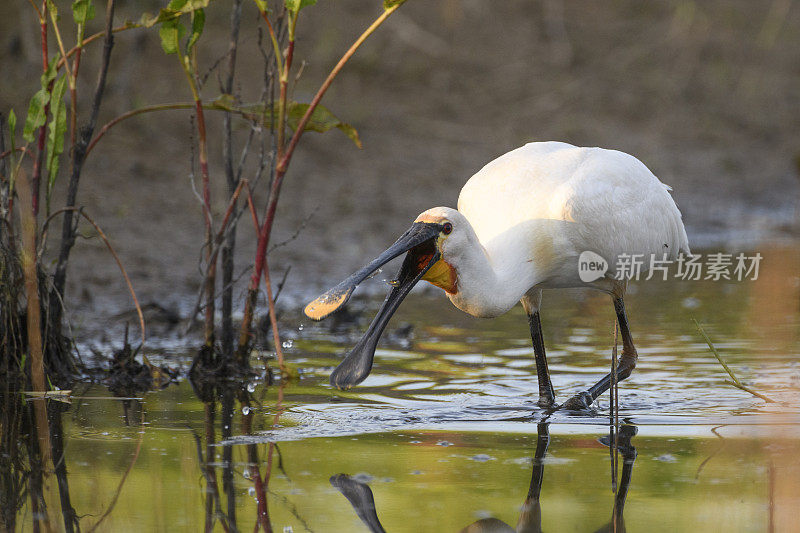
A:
<box><xmin>445</xmin><ymin>225</ymin><xmax>541</xmax><ymax>318</ymax></box>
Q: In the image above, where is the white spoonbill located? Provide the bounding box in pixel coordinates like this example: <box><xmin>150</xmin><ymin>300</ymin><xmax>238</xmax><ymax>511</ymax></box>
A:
<box><xmin>305</xmin><ymin>141</ymin><xmax>690</xmax><ymax>410</ymax></box>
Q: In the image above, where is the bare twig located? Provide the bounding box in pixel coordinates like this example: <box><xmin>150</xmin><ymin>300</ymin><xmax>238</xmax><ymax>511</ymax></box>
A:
<box><xmin>50</xmin><ymin>0</ymin><xmax>117</xmax><ymax>333</ymax></box>
<box><xmin>86</xmin><ymin>409</ymin><xmax>146</xmax><ymax>532</ymax></box>
<box><xmin>220</xmin><ymin>0</ymin><xmax>243</xmax><ymax>361</ymax></box>
<box><xmin>693</xmin><ymin>319</ymin><xmax>776</xmax><ymax>403</ymax></box>
<box><xmin>239</xmin><ymin>2</ymin><xmax>405</xmax><ymax>360</ymax></box>
<box><xmin>77</xmin><ymin>210</ymin><xmax>146</xmax><ymax>347</ymax></box>
<box><xmin>56</xmin><ymin>22</ymin><xmax>141</xmax><ymax>71</ymax></box>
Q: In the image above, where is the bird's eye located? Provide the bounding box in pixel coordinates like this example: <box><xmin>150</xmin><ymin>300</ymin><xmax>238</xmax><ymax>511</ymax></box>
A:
<box><xmin>442</xmin><ymin>222</ymin><xmax>453</xmax><ymax>235</ymax></box>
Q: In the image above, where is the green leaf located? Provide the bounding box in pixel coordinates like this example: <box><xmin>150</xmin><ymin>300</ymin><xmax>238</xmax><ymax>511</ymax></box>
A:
<box><xmin>46</xmin><ymin>0</ymin><xmax>58</xmax><ymax>17</ymax></box>
<box><xmin>140</xmin><ymin>0</ymin><xmax>210</xmax><ymax>28</ymax></box>
<box><xmin>285</xmin><ymin>0</ymin><xmax>316</xmax><ymax>14</ymax></box>
<box><xmin>41</xmin><ymin>56</ymin><xmax>58</xmax><ymax>89</ymax></box>
<box><xmin>208</xmin><ymin>96</ymin><xmax>361</xmax><ymax>148</ymax></box>
<box><xmin>210</xmin><ymin>93</ymin><xmax>237</xmax><ymax>111</ymax></box>
<box><xmin>186</xmin><ymin>8</ymin><xmax>205</xmax><ymax>50</ymax></box>
<box><xmin>253</xmin><ymin>0</ymin><xmax>270</xmax><ymax>13</ymax></box>
<box><xmin>8</xmin><ymin>109</ymin><xmax>17</xmax><ymax>138</ymax></box>
<box><xmin>286</xmin><ymin>102</ymin><xmax>362</xmax><ymax>148</ymax></box>
<box><xmin>46</xmin><ymin>75</ymin><xmax>68</xmax><ymax>194</ymax></box>
<box><xmin>159</xmin><ymin>17</ymin><xmax>186</xmax><ymax>55</ymax></box>
<box><xmin>383</xmin><ymin>0</ymin><xmax>406</xmax><ymax>9</ymax></box>
<box><xmin>23</xmin><ymin>89</ymin><xmax>50</xmax><ymax>143</ymax></box>
<box><xmin>71</xmin><ymin>0</ymin><xmax>95</xmax><ymax>24</ymax></box>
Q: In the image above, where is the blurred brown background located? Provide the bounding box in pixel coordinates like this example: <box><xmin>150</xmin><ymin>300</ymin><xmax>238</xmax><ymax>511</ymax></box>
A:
<box><xmin>1</xmin><ymin>0</ymin><xmax>798</xmax><ymax>320</ymax></box>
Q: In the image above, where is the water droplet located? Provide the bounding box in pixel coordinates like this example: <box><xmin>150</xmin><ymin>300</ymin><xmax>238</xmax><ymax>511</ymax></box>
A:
<box><xmin>436</xmin><ymin>440</ymin><xmax>453</xmax><ymax>447</ymax></box>
<box><xmin>248</xmin><ymin>487</ymin><xmax>256</xmax><ymax>496</ymax></box>
<box><xmin>247</xmin><ymin>382</ymin><xmax>256</xmax><ymax>393</ymax></box>
<box><xmin>242</xmin><ymin>406</ymin><xmax>251</xmax><ymax>415</ymax></box>
<box><xmin>282</xmin><ymin>339</ymin><xmax>294</xmax><ymax>349</ymax></box>
<box><xmin>298</xmin><ymin>324</ymin><xmax>304</xmax><ymax>331</ymax></box>
<box><xmin>654</xmin><ymin>454</ymin><xmax>677</xmax><ymax>463</ymax></box>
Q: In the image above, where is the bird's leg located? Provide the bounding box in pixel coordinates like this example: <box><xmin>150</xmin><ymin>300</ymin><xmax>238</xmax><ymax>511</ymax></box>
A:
<box><xmin>527</xmin><ymin>310</ymin><xmax>556</xmax><ymax>408</ymax></box>
<box><xmin>562</xmin><ymin>297</ymin><xmax>638</xmax><ymax>411</ymax></box>
<box><xmin>515</xmin><ymin>422</ymin><xmax>550</xmax><ymax>532</ymax></box>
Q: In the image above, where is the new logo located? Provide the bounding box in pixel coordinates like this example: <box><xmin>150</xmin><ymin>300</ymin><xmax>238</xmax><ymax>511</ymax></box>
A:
<box><xmin>578</xmin><ymin>251</ymin><xmax>608</xmax><ymax>282</ymax></box>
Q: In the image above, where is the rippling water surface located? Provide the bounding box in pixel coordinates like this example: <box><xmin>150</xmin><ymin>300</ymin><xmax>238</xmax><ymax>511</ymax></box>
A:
<box><xmin>7</xmin><ymin>245</ymin><xmax>800</xmax><ymax>531</ymax></box>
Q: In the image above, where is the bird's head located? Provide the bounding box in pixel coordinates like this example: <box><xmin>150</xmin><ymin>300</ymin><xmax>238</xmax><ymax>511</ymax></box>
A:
<box><xmin>304</xmin><ymin>206</ymin><xmax>462</xmax><ymax>322</ymax></box>
<box><xmin>303</xmin><ymin>206</ymin><xmax>463</xmax><ymax>389</ymax></box>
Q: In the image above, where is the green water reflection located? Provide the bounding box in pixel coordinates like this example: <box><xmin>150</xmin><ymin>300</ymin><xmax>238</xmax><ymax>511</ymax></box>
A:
<box><xmin>4</xmin><ymin>245</ymin><xmax>800</xmax><ymax>531</ymax></box>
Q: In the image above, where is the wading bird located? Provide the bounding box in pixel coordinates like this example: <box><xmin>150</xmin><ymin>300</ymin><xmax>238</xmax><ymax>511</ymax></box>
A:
<box><xmin>305</xmin><ymin>142</ymin><xmax>690</xmax><ymax>410</ymax></box>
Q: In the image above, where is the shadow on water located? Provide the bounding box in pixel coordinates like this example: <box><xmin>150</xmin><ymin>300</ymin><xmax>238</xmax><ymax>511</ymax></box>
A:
<box><xmin>0</xmin><ymin>379</ymin><xmax>80</xmax><ymax>532</ymax></box>
<box><xmin>330</xmin><ymin>422</ymin><xmax>638</xmax><ymax>533</ymax></box>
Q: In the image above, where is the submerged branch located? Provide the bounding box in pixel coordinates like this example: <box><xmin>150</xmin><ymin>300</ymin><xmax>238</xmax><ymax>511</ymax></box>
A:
<box><xmin>692</xmin><ymin>319</ymin><xmax>776</xmax><ymax>403</ymax></box>
<box><xmin>86</xmin><ymin>409</ymin><xmax>146</xmax><ymax>532</ymax></box>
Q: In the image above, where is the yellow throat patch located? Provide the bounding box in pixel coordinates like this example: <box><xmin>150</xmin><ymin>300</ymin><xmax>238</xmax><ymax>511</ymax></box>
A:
<box><xmin>422</xmin><ymin>258</ymin><xmax>458</xmax><ymax>294</ymax></box>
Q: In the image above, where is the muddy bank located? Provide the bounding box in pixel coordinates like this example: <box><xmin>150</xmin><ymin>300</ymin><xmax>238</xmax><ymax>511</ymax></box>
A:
<box><xmin>1</xmin><ymin>1</ymin><xmax>798</xmax><ymax>340</ymax></box>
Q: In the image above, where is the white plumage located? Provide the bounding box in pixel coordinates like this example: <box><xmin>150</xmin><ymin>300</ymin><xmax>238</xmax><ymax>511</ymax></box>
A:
<box><xmin>423</xmin><ymin>141</ymin><xmax>689</xmax><ymax>317</ymax></box>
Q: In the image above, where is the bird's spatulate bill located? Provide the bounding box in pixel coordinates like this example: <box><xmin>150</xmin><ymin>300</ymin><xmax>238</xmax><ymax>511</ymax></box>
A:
<box><xmin>304</xmin><ymin>222</ymin><xmax>443</xmax><ymax>321</ymax></box>
<box><xmin>329</xmin><ymin>246</ymin><xmax>440</xmax><ymax>389</ymax></box>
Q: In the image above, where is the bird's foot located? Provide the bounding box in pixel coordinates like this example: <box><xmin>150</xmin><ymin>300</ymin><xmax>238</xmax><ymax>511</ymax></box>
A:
<box><xmin>536</xmin><ymin>394</ymin><xmax>556</xmax><ymax>409</ymax></box>
<box><xmin>560</xmin><ymin>391</ymin><xmax>594</xmax><ymax>411</ymax></box>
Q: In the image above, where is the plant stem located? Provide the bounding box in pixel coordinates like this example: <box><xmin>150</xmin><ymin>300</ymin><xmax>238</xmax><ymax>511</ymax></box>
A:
<box><xmin>31</xmin><ymin>1</ymin><xmax>50</xmax><ymax>218</ymax></box>
<box><xmin>278</xmin><ymin>3</ymin><xmax>401</xmax><ymax>175</ymax></box>
<box><xmin>259</xmin><ymin>9</ymin><xmax>284</xmax><ymax>82</ymax></box>
<box><xmin>724</xmin><ymin>380</ymin><xmax>776</xmax><ymax>403</ymax></box>
<box><xmin>693</xmin><ymin>319</ymin><xmax>777</xmax><ymax>403</ymax></box>
<box><xmin>56</xmin><ymin>21</ymin><xmax>140</xmax><ymax>71</ymax></box>
<box><xmin>47</xmin><ymin>6</ymin><xmax>74</xmax><ymax>84</ymax></box>
<box><xmin>237</xmin><ymin>3</ymin><xmax>404</xmax><ymax>361</ymax></box>
<box><xmin>17</xmin><ymin>169</ymin><xmax>45</xmax><ymax>392</ymax></box>
<box><xmin>70</xmin><ymin>21</ymin><xmax>86</xmax><ymax>146</ymax></box>
<box><xmin>220</xmin><ymin>0</ymin><xmax>242</xmax><ymax>362</ymax></box>
<box><xmin>50</xmin><ymin>0</ymin><xmax>116</xmax><ymax>339</ymax></box>
<box><xmin>87</xmin><ymin>102</ymin><xmax>195</xmax><ymax>155</ymax></box>
<box><xmin>179</xmin><ymin>35</ymin><xmax>217</xmax><ymax>349</ymax></box>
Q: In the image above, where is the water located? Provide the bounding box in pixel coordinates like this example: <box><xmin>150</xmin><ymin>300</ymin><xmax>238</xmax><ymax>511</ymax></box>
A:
<box><xmin>4</xmin><ymin>245</ymin><xmax>800</xmax><ymax>531</ymax></box>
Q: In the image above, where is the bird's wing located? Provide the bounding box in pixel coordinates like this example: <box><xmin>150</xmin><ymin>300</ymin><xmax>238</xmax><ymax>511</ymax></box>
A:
<box><xmin>564</xmin><ymin>147</ymin><xmax>691</xmax><ymax>268</ymax></box>
<box><xmin>457</xmin><ymin>142</ymin><xmax>690</xmax><ymax>277</ymax></box>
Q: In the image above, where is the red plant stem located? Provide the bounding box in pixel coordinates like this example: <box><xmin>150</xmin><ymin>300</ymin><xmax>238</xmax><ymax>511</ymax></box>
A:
<box><xmin>238</xmin><ymin>5</ymin><xmax>402</xmax><ymax>356</ymax></box>
<box><xmin>262</xmin><ymin>253</ymin><xmax>284</xmax><ymax>368</ymax></box>
<box><xmin>278</xmin><ymin>5</ymin><xmax>400</xmax><ymax>177</ymax></box>
<box><xmin>195</xmin><ymin>100</ymin><xmax>213</xmax><ymax>232</ymax></box>
<box><xmin>275</xmin><ymin>38</ymin><xmax>294</xmax><ymax>161</ymax></box>
<box><xmin>86</xmin><ymin>101</ymin><xmax>268</xmax><ymax>160</ymax></box>
<box><xmin>87</xmin><ymin>102</ymin><xmax>195</xmax><ymax>155</ymax></box>
<box><xmin>251</xmin><ymin>467</ymin><xmax>271</xmax><ymax>532</ymax></box>
<box><xmin>70</xmin><ymin>47</ymin><xmax>82</xmax><ymax>146</ymax></box>
<box><xmin>194</xmin><ymin>97</ymin><xmax>216</xmax><ymax>348</ymax></box>
<box><xmin>0</xmin><ymin>146</ymin><xmax>33</xmax><ymax>161</ymax></box>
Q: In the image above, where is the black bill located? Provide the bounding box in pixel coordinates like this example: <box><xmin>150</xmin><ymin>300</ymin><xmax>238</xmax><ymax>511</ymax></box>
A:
<box><xmin>304</xmin><ymin>222</ymin><xmax>444</xmax><ymax>389</ymax></box>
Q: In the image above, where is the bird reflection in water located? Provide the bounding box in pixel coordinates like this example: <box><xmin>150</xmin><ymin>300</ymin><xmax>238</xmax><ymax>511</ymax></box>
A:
<box><xmin>331</xmin><ymin>423</ymin><xmax>638</xmax><ymax>533</ymax></box>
